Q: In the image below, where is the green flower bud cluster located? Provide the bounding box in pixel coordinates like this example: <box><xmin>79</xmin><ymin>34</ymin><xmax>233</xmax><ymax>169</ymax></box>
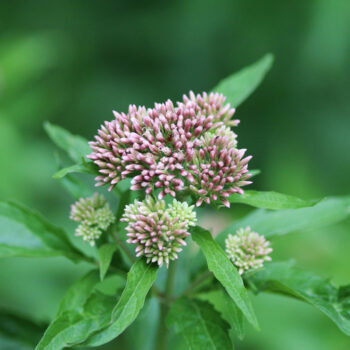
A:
<box><xmin>70</xmin><ymin>193</ymin><xmax>115</xmax><ymax>246</ymax></box>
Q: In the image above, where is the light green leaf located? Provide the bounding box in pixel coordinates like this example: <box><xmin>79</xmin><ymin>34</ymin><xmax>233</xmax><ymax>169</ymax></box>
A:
<box><xmin>0</xmin><ymin>201</ymin><xmax>84</xmax><ymax>261</ymax></box>
<box><xmin>217</xmin><ymin>195</ymin><xmax>350</xmax><ymax>245</ymax></box>
<box><xmin>248</xmin><ymin>169</ymin><xmax>261</xmax><ymax>178</ymax></box>
<box><xmin>44</xmin><ymin>122</ymin><xmax>91</xmax><ymax>163</ymax></box>
<box><xmin>167</xmin><ymin>297</ymin><xmax>232</xmax><ymax>350</ymax></box>
<box><xmin>229</xmin><ymin>190</ymin><xmax>320</xmax><ymax>210</ymax></box>
<box><xmin>35</xmin><ymin>292</ymin><xmax>116</xmax><ymax>350</ymax></box>
<box><xmin>57</xmin><ymin>270</ymin><xmax>100</xmax><ymax>315</ymax></box>
<box><xmin>191</xmin><ymin>226</ymin><xmax>258</xmax><ymax>330</ymax></box>
<box><xmin>57</xmin><ymin>173</ymin><xmax>94</xmax><ymax>200</ymax></box>
<box><xmin>82</xmin><ymin>259</ymin><xmax>158</xmax><ymax>346</ymax></box>
<box><xmin>213</xmin><ymin>53</ymin><xmax>273</xmax><ymax>107</ymax></box>
<box><xmin>198</xmin><ymin>289</ymin><xmax>246</xmax><ymax>341</ymax></box>
<box><xmin>247</xmin><ymin>262</ymin><xmax>350</xmax><ymax>336</ymax></box>
<box><xmin>0</xmin><ymin>310</ymin><xmax>45</xmax><ymax>350</ymax></box>
<box><xmin>98</xmin><ymin>243</ymin><xmax>118</xmax><ymax>281</ymax></box>
<box><xmin>53</xmin><ymin>163</ymin><xmax>95</xmax><ymax>179</ymax></box>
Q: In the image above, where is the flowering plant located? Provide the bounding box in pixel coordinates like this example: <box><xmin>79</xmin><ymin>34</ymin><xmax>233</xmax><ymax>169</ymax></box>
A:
<box><xmin>1</xmin><ymin>54</ymin><xmax>350</xmax><ymax>350</ymax></box>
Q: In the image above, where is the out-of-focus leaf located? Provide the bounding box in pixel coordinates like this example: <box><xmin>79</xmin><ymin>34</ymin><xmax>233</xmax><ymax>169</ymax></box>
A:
<box><xmin>0</xmin><ymin>201</ymin><xmax>84</xmax><ymax>261</ymax></box>
<box><xmin>229</xmin><ymin>190</ymin><xmax>320</xmax><ymax>210</ymax></box>
<box><xmin>213</xmin><ymin>53</ymin><xmax>273</xmax><ymax>107</ymax></box>
<box><xmin>248</xmin><ymin>169</ymin><xmax>261</xmax><ymax>178</ymax></box>
<box><xmin>44</xmin><ymin>122</ymin><xmax>91</xmax><ymax>163</ymax></box>
<box><xmin>83</xmin><ymin>259</ymin><xmax>158</xmax><ymax>346</ymax></box>
<box><xmin>191</xmin><ymin>226</ymin><xmax>259</xmax><ymax>330</ymax></box>
<box><xmin>198</xmin><ymin>289</ymin><xmax>246</xmax><ymax>341</ymax></box>
<box><xmin>217</xmin><ymin>195</ymin><xmax>350</xmax><ymax>245</ymax></box>
<box><xmin>53</xmin><ymin>163</ymin><xmax>95</xmax><ymax>179</ymax></box>
<box><xmin>98</xmin><ymin>243</ymin><xmax>118</xmax><ymax>281</ymax></box>
<box><xmin>0</xmin><ymin>310</ymin><xmax>45</xmax><ymax>350</ymax></box>
<box><xmin>247</xmin><ymin>262</ymin><xmax>350</xmax><ymax>336</ymax></box>
<box><xmin>167</xmin><ymin>297</ymin><xmax>232</xmax><ymax>350</ymax></box>
<box><xmin>57</xmin><ymin>174</ymin><xmax>93</xmax><ymax>200</ymax></box>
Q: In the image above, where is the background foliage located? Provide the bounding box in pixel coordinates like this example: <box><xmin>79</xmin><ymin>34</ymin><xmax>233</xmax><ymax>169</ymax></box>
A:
<box><xmin>0</xmin><ymin>1</ymin><xmax>349</xmax><ymax>349</ymax></box>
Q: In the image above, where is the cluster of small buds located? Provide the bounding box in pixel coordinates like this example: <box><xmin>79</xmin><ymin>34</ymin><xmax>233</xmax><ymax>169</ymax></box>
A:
<box><xmin>121</xmin><ymin>196</ymin><xmax>197</xmax><ymax>267</ymax></box>
<box><xmin>225</xmin><ymin>226</ymin><xmax>273</xmax><ymax>275</ymax></box>
<box><xmin>88</xmin><ymin>91</ymin><xmax>252</xmax><ymax>207</ymax></box>
<box><xmin>70</xmin><ymin>193</ymin><xmax>115</xmax><ymax>246</ymax></box>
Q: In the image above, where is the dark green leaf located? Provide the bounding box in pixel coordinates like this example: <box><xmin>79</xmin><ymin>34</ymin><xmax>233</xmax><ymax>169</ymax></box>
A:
<box><xmin>198</xmin><ymin>289</ymin><xmax>246</xmax><ymax>340</ymax></box>
<box><xmin>0</xmin><ymin>201</ymin><xmax>84</xmax><ymax>261</ymax></box>
<box><xmin>229</xmin><ymin>190</ymin><xmax>320</xmax><ymax>210</ymax></box>
<box><xmin>83</xmin><ymin>259</ymin><xmax>158</xmax><ymax>346</ymax></box>
<box><xmin>98</xmin><ymin>243</ymin><xmax>118</xmax><ymax>281</ymax></box>
<box><xmin>167</xmin><ymin>297</ymin><xmax>232</xmax><ymax>350</ymax></box>
<box><xmin>44</xmin><ymin>122</ymin><xmax>91</xmax><ymax>163</ymax></box>
<box><xmin>191</xmin><ymin>226</ymin><xmax>258</xmax><ymax>330</ymax></box>
<box><xmin>0</xmin><ymin>310</ymin><xmax>45</xmax><ymax>350</ymax></box>
<box><xmin>213</xmin><ymin>53</ymin><xmax>273</xmax><ymax>107</ymax></box>
<box><xmin>217</xmin><ymin>195</ymin><xmax>350</xmax><ymax>246</ymax></box>
<box><xmin>247</xmin><ymin>262</ymin><xmax>350</xmax><ymax>336</ymax></box>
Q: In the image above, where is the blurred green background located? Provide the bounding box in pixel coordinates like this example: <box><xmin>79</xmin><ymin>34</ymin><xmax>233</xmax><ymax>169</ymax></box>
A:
<box><xmin>0</xmin><ymin>0</ymin><xmax>349</xmax><ymax>349</ymax></box>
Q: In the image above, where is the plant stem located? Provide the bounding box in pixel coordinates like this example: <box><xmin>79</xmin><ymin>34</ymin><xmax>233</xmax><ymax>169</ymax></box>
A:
<box><xmin>155</xmin><ymin>261</ymin><xmax>177</xmax><ymax>350</ymax></box>
<box><xmin>181</xmin><ymin>270</ymin><xmax>212</xmax><ymax>297</ymax></box>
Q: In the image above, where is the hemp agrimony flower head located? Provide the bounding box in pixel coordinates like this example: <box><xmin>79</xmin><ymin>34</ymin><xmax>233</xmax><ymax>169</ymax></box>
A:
<box><xmin>225</xmin><ymin>226</ymin><xmax>273</xmax><ymax>275</ymax></box>
<box><xmin>121</xmin><ymin>196</ymin><xmax>197</xmax><ymax>267</ymax></box>
<box><xmin>88</xmin><ymin>91</ymin><xmax>252</xmax><ymax>207</ymax></box>
<box><xmin>70</xmin><ymin>193</ymin><xmax>115</xmax><ymax>246</ymax></box>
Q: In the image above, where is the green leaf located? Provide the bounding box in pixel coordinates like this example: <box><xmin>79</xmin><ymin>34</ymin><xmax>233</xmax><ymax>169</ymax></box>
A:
<box><xmin>213</xmin><ymin>53</ymin><xmax>273</xmax><ymax>107</ymax></box>
<box><xmin>0</xmin><ymin>201</ymin><xmax>84</xmax><ymax>261</ymax></box>
<box><xmin>57</xmin><ymin>270</ymin><xmax>100</xmax><ymax>315</ymax></box>
<box><xmin>98</xmin><ymin>243</ymin><xmax>118</xmax><ymax>281</ymax></box>
<box><xmin>57</xmin><ymin>173</ymin><xmax>94</xmax><ymax>200</ymax></box>
<box><xmin>191</xmin><ymin>226</ymin><xmax>259</xmax><ymax>330</ymax></box>
<box><xmin>53</xmin><ymin>163</ymin><xmax>95</xmax><ymax>179</ymax></box>
<box><xmin>229</xmin><ymin>190</ymin><xmax>320</xmax><ymax>210</ymax></box>
<box><xmin>0</xmin><ymin>310</ymin><xmax>45</xmax><ymax>350</ymax></box>
<box><xmin>167</xmin><ymin>297</ymin><xmax>232</xmax><ymax>350</ymax></box>
<box><xmin>248</xmin><ymin>169</ymin><xmax>261</xmax><ymax>178</ymax></box>
<box><xmin>217</xmin><ymin>195</ymin><xmax>350</xmax><ymax>245</ymax></box>
<box><xmin>44</xmin><ymin>122</ymin><xmax>91</xmax><ymax>163</ymax></box>
<box><xmin>247</xmin><ymin>262</ymin><xmax>350</xmax><ymax>336</ymax></box>
<box><xmin>83</xmin><ymin>259</ymin><xmax>158</xmax><ymax>346</ymax></box>
<box><xmin>197</xmin><ymin>289</ymin><xmax>246</xmax><ymax>341</ymax></box>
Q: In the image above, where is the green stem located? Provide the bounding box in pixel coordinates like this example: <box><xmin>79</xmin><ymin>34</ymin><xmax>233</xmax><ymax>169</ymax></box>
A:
<box><xmin>181</xmin><ymin>270</ymin><xmax>212</xmax><ymax>297</ymax></box>
<box><xmin>155</xmin><ymin>261</ymin><xmax>177</xmax><ymax>350</ymax></box>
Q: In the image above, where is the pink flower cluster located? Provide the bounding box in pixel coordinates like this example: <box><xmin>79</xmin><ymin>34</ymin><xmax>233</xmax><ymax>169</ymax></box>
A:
<box><xmin>88</xmin><ymin>91</ymin><xmax>252</xmax><ymax>207</ymax></box>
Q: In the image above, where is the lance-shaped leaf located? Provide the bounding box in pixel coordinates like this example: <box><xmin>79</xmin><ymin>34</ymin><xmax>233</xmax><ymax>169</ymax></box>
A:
<box><xmin>167</xmin><ymin>298</ymin><xmax>233</xmax><ymax>350</ymax></box>
<box><xmin>53</xmin><ymin>163</ymin><xmax>96</xmax><ymax>179</ymax></box>
<box><xmin>217</xmin><ymin>195</ymin><xmax>350</xmax><ymax>246</ymax></box>
<box><xmin>191</xmin><ymin>226</ymin><xmax>259</xmax><ymax>330</ymax></box>
<box><xmin>36</xmin><ymin>270</ymin><xmax>124</xmax><ymax>350</ymax></box>
<box><xmin>98</xmin><ymin>243</ymin><xmax>118</xmax><ymax>281</ymax></box>
<box><xmin>44</xmin><ymin>122</ymin><xmax>91</xmax><ymax>163</ymax></box>
<box><xmin>82</xmin><ymin>259</ymin><xmax>158</xmax><ymax>346</ymax></box>
<box><xmin>246</xmin><ymin>262</ymin><xmax>350</xmax><ymax>336</ymax></box>
<box><xmin>198</xmin><ymin>289</ymin><xmax>246</xmax><ymax>341</ymax></box>
<box><xmin>229</xmin><ymin>190</ymin><xmax>320</xmax><ymax>210</ymax></box>
<box><xmin>0</xmin><ymin>201</ymin><xmax>84</xmax><ymax>261</ymax></box>
<box><xmin>213</xmin><ymin>53</ymin><xmax>273</xmax><ymax>107</ymax></box>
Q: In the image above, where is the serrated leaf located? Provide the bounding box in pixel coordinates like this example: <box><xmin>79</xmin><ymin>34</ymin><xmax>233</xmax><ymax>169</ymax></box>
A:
<box><xmin>98</xmin><ymin>243</ymin><xmax>118</xmax><ymax>281</ymax></box>
<box><xmin>83</xmin><ymin>259</ymin><xmax>158</xmax><ymax>346</ymax></box>
<box><xmin>229</xmin><ymin>190</ymin><xmax>320</xmax><ymax>210</ymax></box>
<box><xmin>247</xmin><ymin>262</ymin><xmax>350</xmax><ymax>336</ymax></box>
<box><xmin>0</xmin><ymin>201</ymin><xmax>84</xmax><ymax>261</ymax></box>
<box><xmin>213</xmin><ymin>53</ymin><xmax>273</xmax><ymax>107</ymax></box>
<box><xmin>167</xmin><ymin>298</ymin><xmax>232</xmax><ymax>350</ymax></box>
<box><xmin>44</xmin><ymin>122</ymin><xmax>91</xmax><ymax>163</ymax></box>
<box><xmin>197</xmin><ymin>289</ymin><xmax>246</xmax><ymax>341</ymax></box>
<box><xmin>191</xmin><ymin>226</ymin><xmax>258</xmax><ymax>330</ymax></box>
<box><xmin>217</xmin><ymin>195</ymin><xmax>350</xmax><ymax>246</ymax></box>
<box><xmin>0</xmin><ymin>310</ymin><xmax>45</xmax><ymax>350</ymax></box>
